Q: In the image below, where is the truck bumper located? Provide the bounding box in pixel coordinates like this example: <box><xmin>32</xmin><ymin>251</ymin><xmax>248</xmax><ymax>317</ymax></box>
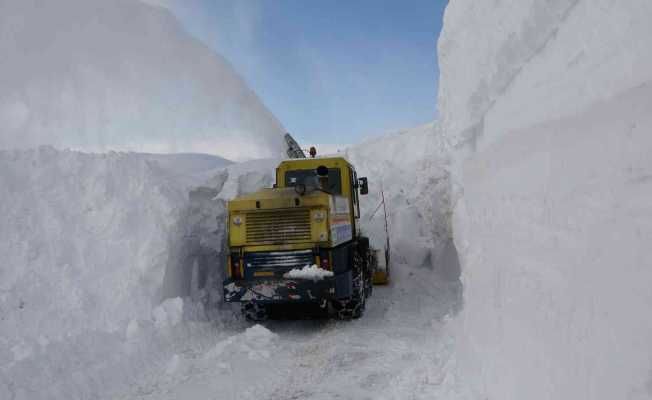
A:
<box><xmin>223</xmin><ymin>273</ymin><xmax>351</xmax><ymax>303</ymax></box>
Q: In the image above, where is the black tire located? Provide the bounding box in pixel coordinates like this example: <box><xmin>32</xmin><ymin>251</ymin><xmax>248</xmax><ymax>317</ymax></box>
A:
<box><xmin>366</xmin><ymin>249</ymin><xmax>377</xmax><ymax>297</ymax></box>
<box><xmin>332</xmin><ymin>251</ymin><xmax>366</xmax><ymax>320</ymax></box>
<box><xmin>358</xmin><ymin>237</ymin><xmax>375</xmax><ymax>297</ymax></box>
<box><xmin>241</xmin><ymin>302</ymin><xmax>269</xmax><ymax>322</ymax></box>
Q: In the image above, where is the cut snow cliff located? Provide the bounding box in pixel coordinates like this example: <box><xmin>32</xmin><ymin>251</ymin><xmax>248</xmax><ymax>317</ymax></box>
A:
<box><xmin>0</xmin><ymin>148</ymin><xmax>187</xmax><ymax>344</ymax></box>
<box><xmin>437</xmin><ymin>0</ymin><xmax>652</xmax><ymax>399</ymax></box>
<box><xmin>0</xmin><ymin>148</ymin><xmax>279</xmax><ymax>399</ymax></box>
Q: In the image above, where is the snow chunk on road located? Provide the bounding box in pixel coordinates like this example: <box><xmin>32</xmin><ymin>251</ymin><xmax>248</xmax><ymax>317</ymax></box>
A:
<box><xmin>283</xmin><ymin>264</ymin><xmax>334</xmax><ymax>281</ymax></box>
<box><xmin>244</xmin><ymin>324</ymin><xmax>278</xmax><ymax>344</ymax></box>
<box><xmin>203</xmin><ymin>325</ymin><xmax>278</xmax><ymax>363</ymax></box>
<box><xmin>242</xmin><ymin>325</ymin><xmax>278</xmax><ymax>360</ymax></box>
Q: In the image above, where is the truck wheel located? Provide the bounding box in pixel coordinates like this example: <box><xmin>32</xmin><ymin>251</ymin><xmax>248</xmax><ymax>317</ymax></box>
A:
<box><xmin>332</xmin><ymin>252</ymin><xmax>366</xmax><ymax>320</ymax></box>
<box><xmin>241</xmin><ymin>302</ymin><xmax>269</xmax><ymax>322</ymax></box>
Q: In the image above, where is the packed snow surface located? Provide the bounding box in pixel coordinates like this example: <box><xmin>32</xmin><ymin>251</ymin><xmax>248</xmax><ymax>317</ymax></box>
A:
<box><xmin>283</xmin><ymin>264</ymin><xmax>334</xmax><ymax>281</ymax></box>
<box><xmin>116</xmin><ymin>264</ymin><xmax>463</xmax><ymax>400</ymax></box>
<box><xmin>0</xmin><ymin>0</ymin><xmax>286</xmax><ymax>160</ymax></box>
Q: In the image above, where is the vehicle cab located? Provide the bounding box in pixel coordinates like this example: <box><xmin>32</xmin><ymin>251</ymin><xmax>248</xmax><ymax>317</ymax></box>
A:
<box><xmin>223</xmin><ymin>156</ymin><xmax>370</xmax><ymax>318</ymax></box>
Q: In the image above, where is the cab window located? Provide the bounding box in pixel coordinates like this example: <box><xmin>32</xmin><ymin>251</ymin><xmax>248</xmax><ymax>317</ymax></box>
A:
<box><xmin>285</xmin><ymin>168</ymin><xmax>342</xmax><ymax>194</ymax></box>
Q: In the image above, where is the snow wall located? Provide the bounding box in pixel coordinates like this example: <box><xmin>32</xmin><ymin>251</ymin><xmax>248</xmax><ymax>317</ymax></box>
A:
<box><xmin>437</xmin><ymin>0</ymin><xmax>652</xmax><ymax>398</ymax></box>
<box><xmin>0</xmin><ymin>148</ymin><xmax>183</xmax><ymax>344</ymax></box>
<box><xmin>0</xmin><ymin>1</ymin><xmax>289</xmax><ymax>396</ymax></box>
<box><xmin>343</xmin><ymin>124</ymin><xmax>460</xmax><ymax>283</ymax></box>
<box><xmin>0</xmin><ymin>0</ymin><xmax>287</xmax><ymax>161</ymax></box>
<box><xmin>0</xmin><ymin>147</ymin><xmax>277</xmax><ymax>399</ymax></box>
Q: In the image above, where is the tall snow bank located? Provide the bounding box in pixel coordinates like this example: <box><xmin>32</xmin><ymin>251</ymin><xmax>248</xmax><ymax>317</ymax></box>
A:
<box><xmin>344</xmin><ymin>123</ymin><xmax>461</xmax><ymax>282</ymax></box>
<box><xmin>0</xmin><ymin>0</ymin><xmax>286</xmax><ymax>161</ymax></box>
<box><xmin>438</xmin><ymin>0</ymin><xmax>652</xmax><ymax>398</ymax></box>
<box><xmin>160</xmin><ymin>157</ymin><xmax>278</xmax><ymax>305</ymax></box>
<box><xmin>438</xmin><ymin>0</ymin><xmax>652</xmax><ymax>151</ymax></box>
<box><xmin>0</xmin><ymin>147</ymin><xmax>278</xmax><ymax>399</ymax></box>
<box><xmin>0</xmin><ymin>147</ymin><xmax>188</xmax><ymax>345</ymax></box>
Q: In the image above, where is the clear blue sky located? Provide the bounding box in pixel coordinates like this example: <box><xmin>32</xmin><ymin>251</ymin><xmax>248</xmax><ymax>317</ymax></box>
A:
<box><xmin>161</xmin><ymin>0</ymin><xmax>448</xmax><ymax>146</ymax></box>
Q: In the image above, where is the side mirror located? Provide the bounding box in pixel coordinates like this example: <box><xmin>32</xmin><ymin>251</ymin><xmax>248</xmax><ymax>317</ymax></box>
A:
<box><xmin>358</xmin><ymin>177</ymin><xmax>368</xmax><ymax>195</ymax></box>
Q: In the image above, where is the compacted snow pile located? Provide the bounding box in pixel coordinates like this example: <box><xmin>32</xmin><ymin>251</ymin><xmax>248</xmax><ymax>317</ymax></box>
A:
<box><xmin>0</xmin><ymin>147</ymin><xmax>188</xmax><ymax>398</ymax></box>
<box><xmin>0</xmin><ymin>2</ymin><xmax>291</xmax><ymax>392</ymax></box>
<box><xmin>0</xmin><ymin>147</ymin><xmax>188</xmax><ymax>343</ymax></box>
<box><xmin>437</xmin><ymin>0</ymin><xmax>652</xmax><ymax>398</ymax></box>
<box><xmin>0</xmin><ymin>0</ymin><xmax>286</xmax><ymax>160</ymax></box>
<box><xmin>344</xmin><ymin>124</ymin><xmax>460</xmax><ymax>281</ymax></box>
<box><xmin>0</xmin><ymin>147</ymin><xmax>281</xmax><ymax>399</ymax></box>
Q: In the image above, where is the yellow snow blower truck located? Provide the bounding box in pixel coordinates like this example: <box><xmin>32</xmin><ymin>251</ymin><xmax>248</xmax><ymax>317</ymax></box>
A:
<box><xmin>223</xmin><ymin>156</ymin><xmax>381</xmax><ymax>320</ymax></box>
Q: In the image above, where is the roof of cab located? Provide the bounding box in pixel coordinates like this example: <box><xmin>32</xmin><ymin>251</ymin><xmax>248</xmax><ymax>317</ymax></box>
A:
<box><xmin>276</xmin><ymin>156</ymin><xmax>353</xmax><ymax>170</ymax></box>
<box><xmin>230</xmin><ymin>187</ymin><xmax>321</xmax><ymax>201</ymax></box>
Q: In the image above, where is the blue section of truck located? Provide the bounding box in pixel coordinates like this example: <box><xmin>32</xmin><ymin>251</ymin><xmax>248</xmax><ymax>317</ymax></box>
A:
<box><xmin>331</xmin><ymin>242</ymin><xmax>353</xmax><ymax>274</ymax></box>
<box><xmin>335</xmin><ymin>271</ymin><xmax>353</xmax><ymax>299</ymax></box>
<box><xmin>242</xmin><ymin>249</ymin><xmax>315</xmax><ymax>280</ymax></box>
<box><xmin>225</xmin><ymin>246</ymin><xmax>356</xmax><ymax>303</ymax></box>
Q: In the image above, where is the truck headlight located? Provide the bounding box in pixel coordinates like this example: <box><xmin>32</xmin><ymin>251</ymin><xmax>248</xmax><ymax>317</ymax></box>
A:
<box><xmin>232</xmin><ymin>215</ymin><xmax>243</xmax><ymax>226</ymax></box>
<box><xmin>313</xmin><ymin>210</ymin><xmax>325</xmax><ymax>222</ymax></box>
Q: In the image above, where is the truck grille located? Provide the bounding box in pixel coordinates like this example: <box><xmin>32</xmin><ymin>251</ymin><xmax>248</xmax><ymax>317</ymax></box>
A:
<box><xmin>244</xmin><ymin>250</ymin><xmax>315</xmax><ymax>270</ymax></box>
<box><xmin>245</xmin><ymin>209</ymin><xmax>311</xmax><ymax>244</ymax></box>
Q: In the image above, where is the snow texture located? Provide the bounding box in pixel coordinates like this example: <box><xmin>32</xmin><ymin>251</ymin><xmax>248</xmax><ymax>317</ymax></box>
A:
<box><xmin>438</xmin><ymin>1</ymin><xmax>652</xmax><ymax>398</ymax></box>
<box><xmin>283</xmin><ymin>264</ymin><xmax>335</xmax><ymax>281</ymax></box>
<box><xmin>0</xmin><ymin>147</ymin><xmax>278</xmax><ymax>399</ymax></box>
<box><xmin>0</xmin><ymin>141</ymin><xmax>465</xmax><ymax>400</ymax></box>
<box><xmin>6</xmin><ymin>0</ymin><xmax>650</xmax><ymax>398</ymax></box>
<box><xmin>0</xmin><ymin>0</ymin><xmax>287</xmax><ymax>161</ymax></box>
<box><xmin>0</xmin><ymin>147</ymin><xmax>186</xmax><ymax>344</ymax></box>
<box><xmin>344</xmin><ymin>123</ymin><xmax>459</xmax><ymax>281</ymax></box>
<box><xmin>0</xmin><ymin>1</ymin><xmax>465</xmax><ymax>399</ymax></box>
<box><xmin>115</xmin><ymin>260</ymin><xmax>464</xmax><ymax>400</ymax></box>
<box><xmin>0</xmin><ymin>138</ymin><xmax>465</xmax><ymax>400</ymax></box>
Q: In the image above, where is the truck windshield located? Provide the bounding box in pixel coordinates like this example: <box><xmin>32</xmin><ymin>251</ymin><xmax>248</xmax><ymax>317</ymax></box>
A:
<box><xmin>285</xmin><ymin>168</ymin><xmax>342</xmax><ymax>194</ymax></box>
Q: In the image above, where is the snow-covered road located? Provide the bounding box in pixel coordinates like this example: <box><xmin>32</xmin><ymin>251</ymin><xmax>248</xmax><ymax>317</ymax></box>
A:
<box><xmin>118</xmin><ymin>265</ymin><xmax>463</xmax><ymax>400</ymax></box>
